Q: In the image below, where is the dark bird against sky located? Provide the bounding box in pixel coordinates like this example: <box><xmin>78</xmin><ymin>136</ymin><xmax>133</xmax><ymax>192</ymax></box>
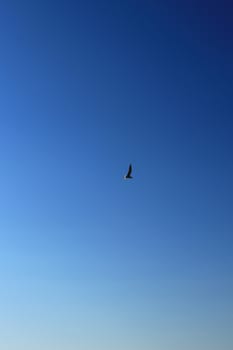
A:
<box><xmin>124</xmin><ymin>164</ymin><xmax>133</xmax><ymax>179</ymax></box>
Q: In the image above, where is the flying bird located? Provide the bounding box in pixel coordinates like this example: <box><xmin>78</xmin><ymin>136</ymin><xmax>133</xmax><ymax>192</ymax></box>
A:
<box><xmin>124</xmin><ymin>164</ymin><xmax>133</xmax><ymax>179</ymax></box>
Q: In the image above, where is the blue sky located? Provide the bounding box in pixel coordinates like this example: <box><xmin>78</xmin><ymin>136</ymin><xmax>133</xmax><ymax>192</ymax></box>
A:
<box><xmin>0</xmin><ymin>1</ymin><xmax>233</xmax><ymax>349</ymax></box>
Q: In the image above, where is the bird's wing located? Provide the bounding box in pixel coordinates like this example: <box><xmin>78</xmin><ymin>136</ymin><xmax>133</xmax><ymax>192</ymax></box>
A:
<box><xmin>127</xmin><ymin>164</ymin><xmax>132</xmax><ymax>176</ymax></box>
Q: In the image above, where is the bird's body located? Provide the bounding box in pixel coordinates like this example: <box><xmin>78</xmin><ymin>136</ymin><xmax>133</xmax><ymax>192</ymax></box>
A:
<box><xmin>124</xmin><ymin>164</ymin><xmax>133</xmax><ymax>179</ymax></box>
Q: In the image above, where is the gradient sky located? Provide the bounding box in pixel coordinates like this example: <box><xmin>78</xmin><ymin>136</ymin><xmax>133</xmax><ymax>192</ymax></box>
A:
<box><xmin>0</xmin><ymin>1</ymin><xmax>233</xmax><ymax>349</ymax></box>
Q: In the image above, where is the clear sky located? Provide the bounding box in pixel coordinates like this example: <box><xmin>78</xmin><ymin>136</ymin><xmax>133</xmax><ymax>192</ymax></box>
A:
<box><xmin>0</xmin><ymin>1</ymin><xmax>232</xmax><ymax>349</ymax></box>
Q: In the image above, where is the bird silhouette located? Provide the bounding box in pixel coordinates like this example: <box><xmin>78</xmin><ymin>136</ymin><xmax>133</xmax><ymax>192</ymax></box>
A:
<box><xmin>124</xmin><ymin>164</ymin><xmax>133</xmax><ymax>179</ymax></box>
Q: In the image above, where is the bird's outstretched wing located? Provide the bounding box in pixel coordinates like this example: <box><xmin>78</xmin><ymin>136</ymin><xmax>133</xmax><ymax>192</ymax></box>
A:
<box><xmin>127</xmin><ymin>164</ymin><xmax>132</xmax><ymax>177</ymax></box>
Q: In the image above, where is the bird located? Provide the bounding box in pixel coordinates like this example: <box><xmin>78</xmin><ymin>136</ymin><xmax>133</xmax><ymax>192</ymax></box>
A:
<box><xmin>124</xmin><ymin>164</ymin><xmax>133</xmax><ymax>179</ymax></box>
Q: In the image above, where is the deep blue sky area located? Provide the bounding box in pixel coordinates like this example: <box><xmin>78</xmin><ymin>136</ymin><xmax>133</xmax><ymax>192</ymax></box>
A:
<box><xmin>0</xmin><ymin>1</ymin><xmax>232</xmax><ymax>349</ymax></box>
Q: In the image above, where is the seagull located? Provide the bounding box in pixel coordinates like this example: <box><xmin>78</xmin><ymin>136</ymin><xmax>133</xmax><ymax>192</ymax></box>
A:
<box><xmin>124</xmin><ymin>164</ymin><xmax>133</xmax><ymax>179</ymax></box>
